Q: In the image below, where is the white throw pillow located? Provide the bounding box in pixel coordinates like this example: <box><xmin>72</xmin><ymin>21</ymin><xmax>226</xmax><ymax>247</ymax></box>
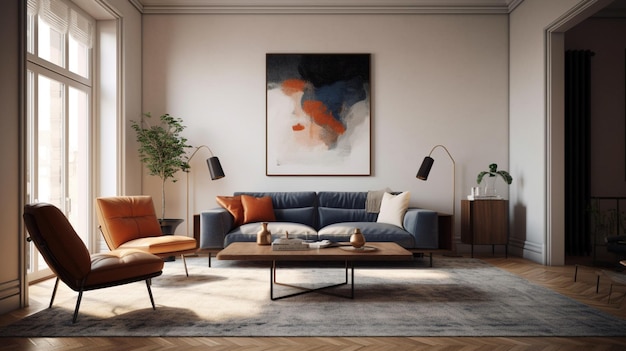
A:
<box><xmin>376</xmin><ymin>191</ymin><xmax>410</xmax><ymax>228</ymax></box>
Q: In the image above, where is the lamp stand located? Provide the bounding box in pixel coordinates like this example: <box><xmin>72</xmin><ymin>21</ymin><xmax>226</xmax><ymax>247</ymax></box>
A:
<box><xmin>422</xmin><ymin>144</ymin><xmax>459</xmax><ymax>257</ymax></box>
<box><xmin>186</xmin><ymin>145</ymin><xmax>223</xmax><ymax>236</ymax></box>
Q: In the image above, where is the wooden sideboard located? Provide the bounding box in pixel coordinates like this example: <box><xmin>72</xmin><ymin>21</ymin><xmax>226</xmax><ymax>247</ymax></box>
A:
<box><xmin>461</xmin><ymin>199</ymin><xmax>508</xmax><ymax>258</ymax></box>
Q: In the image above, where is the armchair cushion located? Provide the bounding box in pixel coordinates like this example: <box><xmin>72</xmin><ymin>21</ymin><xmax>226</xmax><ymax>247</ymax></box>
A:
<box><xmin>95</xmin><ymin>196</ymin><xmax>162</xmax><ymax>249</ymax></box>
<box><xmin>95</xmin><ymin>195</ymin><xmax>198</xmax><ymax>257</ymax></box>
<box><xmin>86</xmin><ymin>248</ymin><xmax>165</xmax><ymax>287</ymax></box>
<box><xmin>118</xmin><ymin>235</ymin><xmax>197</xmax><ymax>255</ymax></box>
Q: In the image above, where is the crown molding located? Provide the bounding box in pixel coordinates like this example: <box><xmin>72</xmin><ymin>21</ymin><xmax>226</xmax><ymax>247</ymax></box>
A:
<box><xmin>129</xmin><ymin>0</ymin><xmax>144</xmax><ymax>13</ymax></box>
<box><xmin>135</xmin><ymin>0</ymin><xmax>522</xmax><ymax>14</ymax></box>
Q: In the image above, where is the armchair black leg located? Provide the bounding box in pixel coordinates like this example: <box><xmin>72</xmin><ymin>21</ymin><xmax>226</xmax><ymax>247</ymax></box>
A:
<box><xmin>182</xmin><ymin>254</ymin><xmax>189</xmax><ymax>277</ymax></box>
<box><xmin>146</xmin><ymin>279</ymin><xmax>156</xmax><ymax>310</ymax></box>
<box><xmin>72</xmin><ymin>290</ymin><xmax>83</xmax><ymax>323</ymax></box>
<box><xmin>49</xmin><ymin>277</ymin><xmax>60</xmax><ymax>308</ymax></box>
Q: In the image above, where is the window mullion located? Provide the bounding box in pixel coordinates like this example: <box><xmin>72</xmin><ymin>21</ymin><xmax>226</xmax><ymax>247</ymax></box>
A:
<box><xmin>63</xmin><ymin>84</ymin><xmax>69</xmax><ymax>215</ymax></box>
<box><xmin>28</xmin><ymin>53</ymin><xmax>91</xmax><ymax>88</ymax></box>
<box><xmin>27</xmin><ymin>68</ymin><xmax>38</xmax><ymax>203</ymax></box>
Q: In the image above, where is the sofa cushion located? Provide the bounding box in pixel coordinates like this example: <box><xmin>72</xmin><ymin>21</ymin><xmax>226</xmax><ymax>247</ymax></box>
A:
<box><xmin>235</xmin><ymin>191</ymin><xmax>317</xmax><ymax>209</ymax></box>
<box><xmin>318</xmin><ymin>207</ymin><xmax>376</xmax><ymax>228</ymax></box>
<box><xmin>238</xmin><ymin>222</ymin><xmax>317</xmax><ymax>236</ymax></box>
<box><xmin>376</xmin><ymin>191</ymin><xmax>410</xmax><ymax>228</ymax></box>
<box><xmin>225</xmin><ymin>222</ymin><xmax>317</xmax><ymax>246</ymax></box>
<box><xmin>318</xmin><ymin>222</ymin><xmax>415</xmax><ymax>248</ymax></box>
<box><xmin>241</xmin><ymin>195</ymin><xmax>276</xmax><ymax>224</ymax></box>
<box><xmin>216</xmin><ymin>195</ymin><xmax>244</xmax><ymax>226</ymax></box>
<box><xmin>274</xmin><ymin>207</ymin><xmax>316</xmax><ymax>228</ymax></box>
<box><xmin>318</xmin><ymin>191</ymin><xmax>368</xmax><ymax>209</ymax></box>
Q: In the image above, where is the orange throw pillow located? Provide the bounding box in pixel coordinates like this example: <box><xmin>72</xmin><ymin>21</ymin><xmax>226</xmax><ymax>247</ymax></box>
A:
<box><xmin>240</xmin><ymin>195</ymin><xmax>276</xmax><ymax>224</ymax></box>
<box><xmin>216</xmin><ymin>195</ymin><xmax>244</xmax><ymax>227</ymax></box>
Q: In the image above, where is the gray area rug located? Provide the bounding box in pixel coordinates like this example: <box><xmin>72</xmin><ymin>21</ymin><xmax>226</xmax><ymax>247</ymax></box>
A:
<box><xmin>2</xmin><ymin>255</ymin><xmax>626</xmax><ymax>337</ymax></box>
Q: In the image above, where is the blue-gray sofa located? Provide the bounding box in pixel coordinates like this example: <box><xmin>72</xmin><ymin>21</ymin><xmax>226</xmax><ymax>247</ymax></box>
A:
<box><xmin>199</xmin><ymin>191</ymin><xmax>439</xmax><ymax>251</ymax></box>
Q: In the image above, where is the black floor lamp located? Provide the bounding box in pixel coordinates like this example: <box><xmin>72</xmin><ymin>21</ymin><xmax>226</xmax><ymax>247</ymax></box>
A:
<box><xmin>186</xmin><ymin>145</ymin><xmax>225</xmax><ymax>236</ymax></box>
<box><xmin>416</xmin><ymin>144</ymin><xmax>457</xmax><ymax>255</ymax></box>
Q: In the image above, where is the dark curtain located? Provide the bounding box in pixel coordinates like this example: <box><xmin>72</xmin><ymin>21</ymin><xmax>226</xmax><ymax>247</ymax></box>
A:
<box><xmin>564</xmin><ymin>50</ymin><xmax>594</xmax><ymax>256</ymax></box>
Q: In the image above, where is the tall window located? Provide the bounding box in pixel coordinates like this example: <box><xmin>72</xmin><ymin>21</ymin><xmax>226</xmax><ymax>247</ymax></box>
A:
<box><xmin>26</xmin><ymin>0</ymin><xmax>94</xmax><ymax>282</ymax></box>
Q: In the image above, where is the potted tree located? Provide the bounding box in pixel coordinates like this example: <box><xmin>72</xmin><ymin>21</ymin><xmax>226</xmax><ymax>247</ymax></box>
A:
<box><xmin>477</xmin><ymin>163</ymin><xmax>513</xmax><ymax>197</ymax></box>
<box><xmin>131</xmin><ymin>112</ymin><xmax>192</xmax><ymax>234</ymax></box>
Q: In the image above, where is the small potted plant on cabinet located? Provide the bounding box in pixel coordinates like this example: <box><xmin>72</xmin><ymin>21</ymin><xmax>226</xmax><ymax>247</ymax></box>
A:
<box><xmin>476</xmin><ymin>163</ymin><xmax>513</xmax><ymax>197</ymax></box>
<box><xmin>131</xmin><ymin>112</ymin><xmax>192</xmax><ymax>234</ymax></box>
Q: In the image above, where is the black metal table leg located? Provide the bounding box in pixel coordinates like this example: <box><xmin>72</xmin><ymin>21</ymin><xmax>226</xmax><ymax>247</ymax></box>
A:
<box><xmin>270</xmin><ymin>260</ymin><xmax>354</xmax><ymax>300</ymax></box>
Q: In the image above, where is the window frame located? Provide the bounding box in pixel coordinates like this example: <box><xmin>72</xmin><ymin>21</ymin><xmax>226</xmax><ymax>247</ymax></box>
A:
<box><xmin>25</xmin><ymin>0</ymin><xmax>96</xmax><ymax>282</ymax></box>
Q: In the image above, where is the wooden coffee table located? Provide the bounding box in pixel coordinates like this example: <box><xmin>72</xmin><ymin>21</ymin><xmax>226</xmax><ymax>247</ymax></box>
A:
<box><xmin>216</xmin><ymin>242</ymin><xmax>413</xmax><ymax>300</ymax></box>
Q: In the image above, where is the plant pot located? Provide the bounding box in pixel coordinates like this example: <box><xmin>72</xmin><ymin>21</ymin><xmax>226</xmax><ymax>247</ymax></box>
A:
<box><xmin>158</xmin><ymin>218</ymin><xmax>184</xmax><ymax>235</ymax></box>
<box><xmin>159</xmin><ymin>218</ymin><xmax>184</xmax><ymax>262</ymax></box>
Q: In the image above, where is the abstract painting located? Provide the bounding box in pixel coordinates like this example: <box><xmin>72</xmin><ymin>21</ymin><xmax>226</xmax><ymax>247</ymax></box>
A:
<box><xmin>266</xmin><ymin>54</ymin><xmax>371</xmax><ymax>176</ymax></box>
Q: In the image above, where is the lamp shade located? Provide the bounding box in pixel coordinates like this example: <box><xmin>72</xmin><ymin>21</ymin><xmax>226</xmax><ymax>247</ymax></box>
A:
<box><xmin>416</xmin><ymin>156</ymin><xmax>434</xmax><ymax>180</ymax></box>
<box><xmin>207</xmin><ymin>156</ymin><xmax>225</xmax><ymax>180</ymax></box>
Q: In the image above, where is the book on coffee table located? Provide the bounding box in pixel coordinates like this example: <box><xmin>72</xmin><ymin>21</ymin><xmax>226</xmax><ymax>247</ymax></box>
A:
<box><xmin>308</xmin><ymin>240</ymin><xmax>333</xmax><ymax>249</ymax></box>
<box><xmin>271</xmin><ymin>238</ymin><xmax>309</xmax><ymax>251</ymax></box>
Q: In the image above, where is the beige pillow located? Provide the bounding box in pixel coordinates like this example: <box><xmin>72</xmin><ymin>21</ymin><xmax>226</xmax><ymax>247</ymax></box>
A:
<box><xmin>376</xmin><ymin>191</ymin><xmax>410</xmax><ymax>228</ymax></box>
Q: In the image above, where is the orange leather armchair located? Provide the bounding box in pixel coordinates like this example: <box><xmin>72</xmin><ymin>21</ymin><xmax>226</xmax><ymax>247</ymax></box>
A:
<box><xmin>95</xmin><ymin>196</ymin><xmax>198</xmax><ymax>276</ymax></box>
<box><xmin>23</xmin><ymin>203</ymin><xmax>164</xmax><ymax>323</ymax></box>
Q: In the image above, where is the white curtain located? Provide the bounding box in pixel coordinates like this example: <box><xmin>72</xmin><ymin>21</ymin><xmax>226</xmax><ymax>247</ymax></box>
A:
<box><xmin>27</xmin><ymin>0</ymin><xmax>39</xmax><ymax>15</ymax></box>
<box><xmin>69</xmin><ymin>9</ymin><xmax>93</xmax><ymax>48</ymax></box>
<box><xmin>39</xmin><ymin>0</ymin><xmax>69</xmax><ymax>35</ymax></box>
<box><xmin>29</xmin><ymin>0</ymin><xmax>93</xmax><ymax>49</ymax></box>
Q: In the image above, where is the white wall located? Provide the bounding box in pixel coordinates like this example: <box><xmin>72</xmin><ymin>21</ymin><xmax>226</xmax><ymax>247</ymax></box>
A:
<box><xmin>0</xmin><ymin>0</ymin><xmax>22</xmax><ymax>315</ymax></box>
<box><xmin>141</xmin><ymin>13</ymin><xmax>510</xmax><ymax>247</ymax></box>
<box><xmin>102</xmin><ymin>0</ymin><xmax>144</xmax><ymax>197</ymax></box>
<box><xmin>509</xmin><ymin>0</ymin><xmax>605</xmax><ymax>264</ymax></box>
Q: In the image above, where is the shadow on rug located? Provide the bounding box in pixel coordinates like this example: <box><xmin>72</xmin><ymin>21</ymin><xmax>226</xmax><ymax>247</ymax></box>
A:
<box><xmin>2</xmin><ymin>256</ymin><xmax>626</xmax><ymax>337</ymax></box>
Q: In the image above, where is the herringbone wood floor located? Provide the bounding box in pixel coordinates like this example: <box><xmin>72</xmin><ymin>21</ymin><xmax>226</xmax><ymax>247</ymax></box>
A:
<box><xmin>2</xmin><ymin>254</ymin><xmax>626</xmax><ymax>350</ymax></box>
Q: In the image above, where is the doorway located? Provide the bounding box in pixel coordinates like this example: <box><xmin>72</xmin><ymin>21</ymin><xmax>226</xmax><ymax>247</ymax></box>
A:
<box><xmin>546</xmin><ymin>0</ymin><xmax>624</xmax><ymax>266</ymax></box>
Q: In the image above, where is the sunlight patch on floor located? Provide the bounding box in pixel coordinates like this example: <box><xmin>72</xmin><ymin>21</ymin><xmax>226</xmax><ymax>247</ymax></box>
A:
<box><xmin>356</xmin><ymin>269</ymin><xmax>451</xmax><ymax>281</ymax></box>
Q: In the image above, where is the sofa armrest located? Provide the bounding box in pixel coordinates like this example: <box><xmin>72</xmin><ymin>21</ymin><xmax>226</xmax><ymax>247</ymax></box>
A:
<box><xmin>403</xmin><ymin>208</ymin><xmax>438</xmax><ymax>249</ymax></box>
<box><xmin>199</xmin><ymin>208</ymin><xmax>234</xmax><ymax>249</ymax></box>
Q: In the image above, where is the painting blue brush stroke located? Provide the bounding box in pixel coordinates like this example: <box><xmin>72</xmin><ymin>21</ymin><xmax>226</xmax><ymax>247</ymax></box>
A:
<box><xmin>266</xmin><ymin>53</ymin><xmax>371</xmax><ymax>176</ymax></box>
